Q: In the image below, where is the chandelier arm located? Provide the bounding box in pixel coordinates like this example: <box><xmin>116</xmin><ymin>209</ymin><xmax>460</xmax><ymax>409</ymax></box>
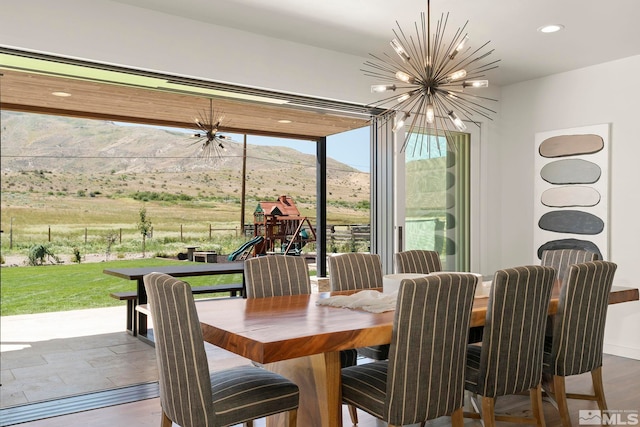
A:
<box><xmin>436</xmin><ymin>40</ymin><xmax>493</xmax><ymax>83</ymax></box>
<box><xmin>439</xmin><ymin>91</ymin><xmax>494</xmax><ymax>121</ymax></box>
<box><xmin>446</xmin><ymin>41</ymin><xmax>493</xmax><ymax>73</ymax></box>
<box><xmin>400</xmin><ymin>98</ymin><xmax>425</xmax><ymax>152</ymax></box>
<box><xmin>420</xmin><ymin>12</ymin><xmax>428</xmax><ymax>71</ymax></box>
<box><xmin>431</xmin><ymin>13</ymin><xmax>452</xmax><ymax>78</ymax></box>
<box><xmin>442</xmin><ymin>89</ymin><xmax>498</xmax><ymax>115</ymax></box>
<box><xmin>444</xmin><ymin>22</ymin><xmax>469</xmax><ymax>60</ymax></box>
<box><xmin>444</xmin><ymin>89</ymin><xmax>499</xmax><ymax>107</ymax></box>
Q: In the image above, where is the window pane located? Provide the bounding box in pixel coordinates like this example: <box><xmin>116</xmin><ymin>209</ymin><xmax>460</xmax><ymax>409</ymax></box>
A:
<box><xmin>404</xmin><ymin>132</ymin><xmax>470</xmax><ymax>271</ymax></box>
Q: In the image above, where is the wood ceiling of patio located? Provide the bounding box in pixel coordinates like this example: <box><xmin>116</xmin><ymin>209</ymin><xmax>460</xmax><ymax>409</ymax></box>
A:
<box><xmin>0</xmin><ymin>68</ymin><xmax>370</xmax><ymax>140</ymax></box>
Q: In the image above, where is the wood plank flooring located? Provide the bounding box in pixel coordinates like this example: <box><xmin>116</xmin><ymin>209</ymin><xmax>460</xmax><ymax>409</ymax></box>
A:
<box><xmin>11</xmin><ymin>353</ymin><xmax>639</xmax><ymax>427</ymax></box>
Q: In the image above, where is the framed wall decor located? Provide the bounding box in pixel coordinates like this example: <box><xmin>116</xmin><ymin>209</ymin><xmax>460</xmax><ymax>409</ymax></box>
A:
<box><xmin>533</xmin><ymin>123</ymin><xmax>610</xmax><ymax>262</ymax></box>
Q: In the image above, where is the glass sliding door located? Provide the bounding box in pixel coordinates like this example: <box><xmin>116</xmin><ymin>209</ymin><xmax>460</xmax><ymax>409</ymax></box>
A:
<box><xmin>402</xmin><ymin>131</ymin><xmax>471</xmax><ymax>271</ymax></box>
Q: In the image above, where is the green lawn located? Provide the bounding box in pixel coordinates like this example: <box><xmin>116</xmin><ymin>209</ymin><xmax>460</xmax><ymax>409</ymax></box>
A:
<box><xmin>0</xmin><ymin>258</ymin><xmax>243</xmax><ymax>316</ymax></box>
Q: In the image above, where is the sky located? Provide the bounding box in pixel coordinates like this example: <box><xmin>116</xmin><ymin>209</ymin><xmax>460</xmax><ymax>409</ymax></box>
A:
<box><xmin>238</xmin><ymin>127</ymin><xmax>370</xmax><ymax>173</ymax></box>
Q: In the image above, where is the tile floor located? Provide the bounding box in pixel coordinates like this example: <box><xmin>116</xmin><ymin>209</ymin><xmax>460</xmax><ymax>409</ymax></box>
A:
<box><xmin>0</xmin><ymin>305</ymin><xmax>251</xmax><ymax>408</ymax></box>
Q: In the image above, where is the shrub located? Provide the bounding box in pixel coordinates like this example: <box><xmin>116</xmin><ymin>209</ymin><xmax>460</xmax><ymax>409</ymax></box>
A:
<box><xmin>27</xmin><ymin>244</ymin><xmax>60</xmax><ymax>266</ymax></box>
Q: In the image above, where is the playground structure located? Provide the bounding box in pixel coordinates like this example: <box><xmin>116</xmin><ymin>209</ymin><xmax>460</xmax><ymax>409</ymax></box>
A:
<box><xmin>251</xmin><ymin>195</ymin><xmax>316</xmax><ymax>256</ymax></box>
<box><xmin>227</xmin><ymin>235</ymin><xmax>263</xmax><ymax>261</ymax></box>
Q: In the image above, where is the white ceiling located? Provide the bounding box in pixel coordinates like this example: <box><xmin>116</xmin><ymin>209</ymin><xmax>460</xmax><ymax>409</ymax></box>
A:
<box><xmin>110</xmin><ymin>0</ymin><xmax>640</xmax><ymax>86</ymax></box>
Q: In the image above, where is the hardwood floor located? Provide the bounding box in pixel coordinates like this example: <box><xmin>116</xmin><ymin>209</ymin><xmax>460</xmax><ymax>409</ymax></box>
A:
<box><xmin>11</xmin><ymin>354</ymin><xmax>639</xmax><ymax>427</ymax></box>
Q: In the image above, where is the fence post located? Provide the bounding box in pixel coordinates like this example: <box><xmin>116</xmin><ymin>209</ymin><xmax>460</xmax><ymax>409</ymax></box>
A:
<box><xmin>49</xmin><ymin>226</ymin><xmax>51</xmax><ymax>242</ymax></box>
<box><xmin>9</xmin><ymin>217</ymin><xmax>14</xmax><ymax>249</ymax></box>
<box><xmin>85</xmin><ymin>228</ymin><xmax>88</xmax><ymax>244</ymax></box>
<box><xmin>119</xmin><ymin>228</ymin><xmax>122</xmax><ymax>243</ymax></box>
<box><xmin>180</xmin><ymin>224</ymin><xmax>183</xmax><ymax>242</ymax></box>
<box><xmin>209</xmin><ymin>224</ymin><xmax>212</xmax><ymax>240</ymax></box>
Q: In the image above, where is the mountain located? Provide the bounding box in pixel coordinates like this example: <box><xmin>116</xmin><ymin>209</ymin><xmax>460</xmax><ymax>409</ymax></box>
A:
<box><xmin>0</xmin><ymin>111</ymin><xmax>356</xmax><ymax>175</ymax></box>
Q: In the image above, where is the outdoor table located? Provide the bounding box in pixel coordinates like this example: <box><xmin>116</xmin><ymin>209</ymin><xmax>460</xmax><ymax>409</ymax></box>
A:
<box><xmin>103</xmin><ymin>261</ymin><xmax>244</xmax><ymax>344</ymax></box>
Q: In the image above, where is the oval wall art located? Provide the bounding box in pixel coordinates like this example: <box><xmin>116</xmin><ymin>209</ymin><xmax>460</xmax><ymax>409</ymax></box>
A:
<box><xmin>536</xmin><ymin>238</ymin><xmax>603</xmax><ymax>261</ymax></box>
<box><xmin>540</xmin><ymin>159</ymin><xmax>601</xmax><ymax>184</ymax></box>
<box><xmin>538</xmin><ymin>210</ymin><xmax>604</xmax><ymax>235</ymax></box>
<box><xmin>539</xmin><ymin>134</ymin><xmax>604</xmax><ymax>158</ymax></box>
<box><xmin>541</xmin><ymin>186</ymin><xmax>601</xmax><ymax>207</ymax></box>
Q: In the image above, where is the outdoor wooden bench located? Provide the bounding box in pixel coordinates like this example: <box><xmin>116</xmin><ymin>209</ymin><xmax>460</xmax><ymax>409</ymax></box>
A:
<box><xmin>109</xmin><ymin>283</ymin><xmax>245</xmax><ymax>335</ymax></box>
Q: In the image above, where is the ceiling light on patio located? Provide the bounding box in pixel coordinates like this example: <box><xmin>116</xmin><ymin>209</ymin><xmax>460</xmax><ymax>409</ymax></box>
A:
<box><xmin>364</xmin><ymin>0</ymin><xmax>499</xmax><ymax>152</ymax></box>
<box><xmin>51</xmin><ymin>91</ymin><xmax>71</xmax><ymax>97</ymax></box>
<box><xmin>277</xmin><ymin>119</ymin><xmax>292</xmax><ymax>124</ymax></box>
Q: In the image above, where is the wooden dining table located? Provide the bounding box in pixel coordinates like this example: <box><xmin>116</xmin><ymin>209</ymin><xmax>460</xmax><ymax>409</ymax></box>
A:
<box><xmin>196</xmin><ymin>284</ymin><xmax>639</xmax><ymax>427</ymax></box>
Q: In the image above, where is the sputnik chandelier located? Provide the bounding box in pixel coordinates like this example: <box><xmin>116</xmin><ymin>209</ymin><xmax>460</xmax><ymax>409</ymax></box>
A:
<box><xmin>364</xmin><ymin>0</ymin><xmax>499</xmax><ymax>153</ymax></box>
<box><xmin>190</xmin><ymin>98</ymin><xmax>235</xmax><ymax>159</ymax></box>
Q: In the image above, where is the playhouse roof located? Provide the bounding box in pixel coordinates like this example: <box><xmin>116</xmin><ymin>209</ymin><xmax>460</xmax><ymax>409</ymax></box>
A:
<box><xmin>255</xmin><ymin>195</ymin><xmax>300</xmax><ymax>217</ymax></box>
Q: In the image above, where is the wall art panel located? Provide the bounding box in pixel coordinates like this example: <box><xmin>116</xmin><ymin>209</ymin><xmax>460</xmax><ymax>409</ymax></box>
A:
<box><xmin>534</xmin><ymin>124</ymin><xmax>609</xmax><ymax>262</ymax></box>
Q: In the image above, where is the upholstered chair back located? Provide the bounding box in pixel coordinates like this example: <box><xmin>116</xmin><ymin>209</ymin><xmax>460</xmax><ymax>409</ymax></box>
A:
<box><xmin>541</xmin><ymin>249</ymin><xmax>600</xmax><ymax>281</ymax></box>
<box><xmin>545</xmin><ymin>261</ymin><xmax>617</xmax><ymax>377</ymax></box>
<box><xmin>470</xmin><ymin>265</ymin><xmax>556</xmax><ymax>398</ymax></box>
<box><xmin>385</xmin><ymin>274</ymin><xmax>478</xmax><ymax>424</ymax></box>
<box><xmin>328</xmin><ymin>253</ymin><xmax>383</xmax><ymax>291</ymax></box>
<box><xmin>244</xmin><ymin>255</ymin><xmax>311</xmax><ymax>298</ymax></box>
<box><xmin>144</xmin><ymin>272</ymin><xmax>215</xmax><ymax>427</ymax></box>
<box><xmin>394</xmin><ymin>249</ymin><xmax>442</xmax><ymax>274</ymax></box>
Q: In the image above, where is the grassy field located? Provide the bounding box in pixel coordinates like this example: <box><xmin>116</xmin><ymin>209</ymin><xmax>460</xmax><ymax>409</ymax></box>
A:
<box><xmin>0</xmin><ymin>258</ymin><xmax>246</xmax><ymax>316</ymax></box>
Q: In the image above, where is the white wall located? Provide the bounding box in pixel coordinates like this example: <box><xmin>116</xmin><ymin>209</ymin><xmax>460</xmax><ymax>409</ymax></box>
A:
<box><xmin>497</xmin><ymin>55</ymin><xmax>640</xmax><ymax>359</ymax></box>
<box><xmin>2</xmin><ymin>0</ymin><xmax>638</xmax><ymax>359</ymax></box>
<box><xmin>0</xmin><ymin>0</ymin><xmax>374</xmax><ymax>105</ymax></box>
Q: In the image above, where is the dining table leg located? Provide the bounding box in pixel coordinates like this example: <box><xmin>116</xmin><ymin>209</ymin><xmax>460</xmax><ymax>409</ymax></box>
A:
<box><xmin>265</xmin><ymin>351</ymin><xmax>343</xmax><ymax>427</ymax></box>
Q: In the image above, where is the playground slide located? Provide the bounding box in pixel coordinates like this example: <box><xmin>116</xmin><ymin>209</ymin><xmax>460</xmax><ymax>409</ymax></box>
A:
<box><xmin>228</xmin><ymin>235</ymin><xmax>264</xmax><ymax>261</ymax></box>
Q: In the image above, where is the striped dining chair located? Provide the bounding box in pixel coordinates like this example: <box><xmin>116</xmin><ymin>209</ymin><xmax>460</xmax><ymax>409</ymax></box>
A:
<box><xmin>244</xmin><ymin>255</ymin><xmax>358</xmax><ymax>368</ymax></box>
<box><xmin>541</xmin><ymin>248</ymin><xmax>600</xmax><ymax>281</ymax></box>
<box><xmin>244</xmin><ymin>255</ymin><xmax>311</xmax><ymax>298</ymax></box>
<box><xmin>464</xmin><ymin>265</ymin><xmax>556</xmax><ymax>427</ymax></box>
<box><xmin>341</xmin><ymin>273</ymin><xmax>478</xmax><ymax>427</ymax></box>
<box><xmin>143</xmin><ymin>272</ymin><xmax>299</xmax><ymax>427</ymax></box>
<box><xmin>394</xmin><ymin>249</ymin><xmax>442</xmax><ymax>274</ymax></box>
<box><xmin>542</xmin><ymin>261</ymin><xmax>617</xmax><ymax>427</ymax></box>
<box><xmin>328</xmin><ymin>252</ymin><xmax>388</xmax><ymax>361</ymax></box>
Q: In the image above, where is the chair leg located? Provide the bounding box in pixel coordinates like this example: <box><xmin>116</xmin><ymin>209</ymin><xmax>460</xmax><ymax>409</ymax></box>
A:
<box><xmin>288</xmin><ymin>408</ymin><xmax>298</xmax><ymax>427</ymax></box>
<box><xmin>451</xmin><ymin>407</ymin><xmax>464</xmax><ymax>427</ymax></box>
<box><xmin>348</xmin><ymin>404</ymin><xmax>358</xmax><ymax>425</ymax></box>
<box><xmin>480</xmin><ymin>396</ymin><xmax>497</xmax><ymax>427</ymax></box>
<box><xmin>553</xmin><ymin>375</ymin><xmax>573</xmax><ymax>427</ymax></box>
<box><xmin>160</xmin><ymin>411</ymin><xmax>172</xmax><ymax>427</ymax></box>
<box><xmin>591</xmin><ymin>367</ymin><xmax>608</xmax><ymax>411</ymax></box>
<box><xmin>530</xmin><ymin>384</ymin><xmax>547</xmax><ymax>427</ymax></box>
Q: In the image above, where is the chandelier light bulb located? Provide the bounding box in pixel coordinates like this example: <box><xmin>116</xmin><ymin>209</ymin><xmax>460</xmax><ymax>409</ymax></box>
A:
<box><xmin>449</xmin><ymin>69</ymin><xmax>467</xmax><ymax>81</ymax></box>
<box><xmin>392</xmin><ymin>112</ymin><xmax>409</xmax><ymax>132</ymax></box>
<box><xmin>449</xmin><ymin>35</ymin><xmax>469</xmax><ymax>59</ymax></box>
<box><xmin>371</xmin><ymin>84</ymin><xmax>396</xmax><ymax>93</ymax></box>
<box><xmin>395</xmin><ymin>71</ymin><xmax>415</xmax><ymax>84</ymax></box>
<box><xmin>426</xmin><ymin>104</ymin><xmax>435</xmax><ymax>123</ymax></box>
<box><xmin>448</xmin><ymin>111</ymin><xmax>467</xmax><ymax>131</ymax></box>
<box><xmin>390</xmin><ymin>38</ymin><xmax>411</xmax><ymax>62</ymax></box>
<box><xmin>397</xmin><ymin>93</ymin><xmax>411</xmax><ymax>103</ymax></box>
<box><xmin>464</xmin><ymin>80</ymin><xmax>489</xmax><ymax>88</ymax></box>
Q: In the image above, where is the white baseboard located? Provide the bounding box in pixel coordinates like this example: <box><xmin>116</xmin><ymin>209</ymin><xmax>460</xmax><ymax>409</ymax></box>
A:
<box><xmin>604</xmin><ymin>343</ymin><xmax>640</xmax><ymax>360</ymax></box>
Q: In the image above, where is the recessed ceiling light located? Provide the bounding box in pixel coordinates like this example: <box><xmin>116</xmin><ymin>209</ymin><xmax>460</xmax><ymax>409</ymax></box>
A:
<box><xmin>538</xmin><ymin>24</ymin><xmax>565</xmax><ymax>33</ymax></box>
<box><xmin>277</xmin><ymin>120</ymin><xmax>292</xmax><ymax>124</ymax></box>
<box><xmin>51</xmin><ymin>91</ymin><xmax>71</xmax><ymax>97</ymax></box>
